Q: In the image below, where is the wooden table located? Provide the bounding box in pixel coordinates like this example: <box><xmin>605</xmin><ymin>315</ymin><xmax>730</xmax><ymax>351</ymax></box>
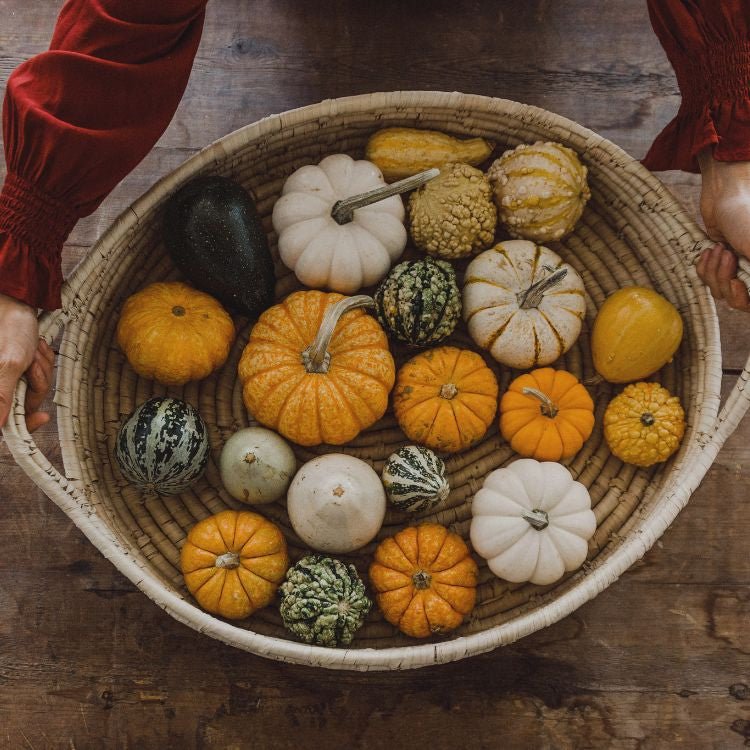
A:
<box><xmin>1</xmin><ymin>2</ymin><xmax>749</xmax><ymax>747</ymax></box>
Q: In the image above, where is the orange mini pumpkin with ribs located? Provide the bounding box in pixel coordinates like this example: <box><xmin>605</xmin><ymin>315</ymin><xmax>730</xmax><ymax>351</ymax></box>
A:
<box><xmin>369</xmin><ymin>523</ymin><xmax>478</xmax><ymax>638</ymax></box>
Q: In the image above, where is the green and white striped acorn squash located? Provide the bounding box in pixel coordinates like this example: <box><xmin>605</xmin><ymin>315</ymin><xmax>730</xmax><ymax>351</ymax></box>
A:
<box><xmin>373</xmin><ymin>256</ymin><xmax>461</xmax><ymax>347</ymax></box>
<box><xmin>381</xmin><ymin>445</ymin><xmax>450</xmax><ymax>513</ymax></box>
<box><xmin>114</xmin><ymin>397</ymin><xmax>210</xmax><ymax>495</ymax></box>
<box><xmin>279</xmin><ymin>555</ymin><xmax>371</xmax><ymax>647</ymax></box>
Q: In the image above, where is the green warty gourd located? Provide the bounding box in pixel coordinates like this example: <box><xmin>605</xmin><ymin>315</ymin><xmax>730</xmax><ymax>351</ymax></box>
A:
<box><xmin>279</xmin><ymin>555</ymin><xmax>371</xmax><ymax>647</ymax></box>
<box><xmin>381</xmin><ymin>445</ymin><xmax>450</xmax><ymax>512</ymax></box>
<box><xmin>374</xmin><ymin>257</ymin><xmax>461</xmax><ymax>346</ymax></box>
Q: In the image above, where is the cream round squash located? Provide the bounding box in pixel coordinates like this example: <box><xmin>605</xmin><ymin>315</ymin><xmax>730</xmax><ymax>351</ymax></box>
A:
<box><xmin>462</xmin><ymin>240</ymin><xmax>586</xmax><ymax>369</ymax></box>
<box><xmin>470</xmin><ymin>459</ymin><xmax>596</xmax><ymax>585</ymax></box>
<box><xmin>219</xmin><ymin>427</ymin><xmax>297</xmax><ymax>505</ymax></box>
<box><xmin>272</xmin><ymin>153</ymin><xmax>409</xmax><ymax>293</ymax></box>
<box><xmin>487</xmin><ymin>141</ymin><xmax>590</xmax><ymax>242</ymax></box>
<box><xmin>286</xmin><ymin>454</ymin><xmax>387</xmax><ymax>553</ymax></box>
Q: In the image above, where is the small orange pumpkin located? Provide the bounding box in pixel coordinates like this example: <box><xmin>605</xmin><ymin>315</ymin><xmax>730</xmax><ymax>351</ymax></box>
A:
<box><xmin>500</xmin><ymin>367</ymin><xmax>594</xmax><ymax>461</ymax></box>
<box><xmin>117</xmin><ymin>281</ymin><xmax>235</xmax><ymax>386</ymax></box>
<box><xmin>393</xmin><ymin>346</ymin><xmax>498</xmax><ymax>454</ymax></box>
<box><xmin>238</xmin><ymin>291</ymin><xmax>395</xmax><ymax>447</ymax></box>
<box><xmin>180</xmin><ymin>510</ymin><xmax>289</xmax><ymax>620</ymax></box>
<box><xmin>369</xmin><ymin>523</ymin><xmax>478</xmax><ymax>638</ymax></box>
<box><xmin>500</xmin><ymin>367</ymin><xmax>595</xmax><ymax>461</ymax></box>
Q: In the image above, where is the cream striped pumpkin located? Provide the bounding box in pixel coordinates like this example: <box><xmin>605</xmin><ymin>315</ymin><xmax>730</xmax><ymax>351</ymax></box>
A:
<box><xmin>487</xmin><ymin>141</ymin><xmax>590</xmax><ymax>242</ymax></box>
<box><xmin>462</xmin><ymin>240</ymin><xmax>586</xmax><ymax>370</ymax></box>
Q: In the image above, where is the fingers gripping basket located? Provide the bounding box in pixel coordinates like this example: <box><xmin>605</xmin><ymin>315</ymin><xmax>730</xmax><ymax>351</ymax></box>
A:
<box><xmin>5</xmin><ymin>92</ymin><xmax>750</xmax><ymax>671</ymax></box>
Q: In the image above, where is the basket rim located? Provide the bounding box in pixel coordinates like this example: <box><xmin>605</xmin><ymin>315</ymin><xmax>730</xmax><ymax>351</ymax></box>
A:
<box><xmin>43</xmin><ymin>91</ymin><xmax>722</xmax><ymax>669</ymax></box>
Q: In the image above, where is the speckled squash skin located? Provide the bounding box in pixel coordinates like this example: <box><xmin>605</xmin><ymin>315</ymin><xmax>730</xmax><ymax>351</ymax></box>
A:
<box><xmin>374</xmin><ymin>257</ymin><xmax>461</xmax><ymax>347</ymax></box>
<box><xmin>408</xmin><ymin>162</ymin><xmax>497</xmax><ymax>259</ymax></box>
<box><xmin>604</xmin><ymin>382</ymin><xmax>685</xmax><ymax>467</ymax></box>
<box><xmin>487</xmin><ymin>141</ymin><xmax>590</xmax><ymax>242</ymax></box>
<box><xmin>114</xmin><ymin>397</ymin><xmax>210</xmax><ymax>495</ymax></box>
<box><xmin>279</xmin><ymin>555</ymin><xmax>371</xmax><ymax>647</ymax></box>
<box><xmin>238</xmin><ymin>291</ymin><xmax>395</xmax><ymax>447</ymax></box>
<box><xmin>369</xmin><ymin>523</ymin><xmax>478</xmax><ymax>638</ymax></box>
<box><xmin>393</xmin><ymin>346</ymin><xmax>498</xmax><ymax>454</ymax></box>
<box><xmin>116</xmin><ymin>281</ymin><xmax>235</xmax><ymax>386</ymax></box>
<box><xmin>164</xmin><ymin>176</ymin><xmax>275</xmax><ymax>317</ymax></box>
<box><xmin>181</xmin><ymin>510</ymin><xmax>289</xmax><ymax>620</ymax></box>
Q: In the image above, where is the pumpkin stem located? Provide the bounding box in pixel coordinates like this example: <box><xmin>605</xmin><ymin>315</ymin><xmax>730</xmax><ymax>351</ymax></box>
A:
<box><xmin>640</xmin><ymin>412</ymin><xmax>655</xmax><ymax>427</ymax></box>
<box><xmin>522</xmin><ymin>509</ymin><xmax>550</xmax><ymax>531</ymax></box>
<box><xmin>301</xmin><ymin>295</ymin><xmax>374</xmax><ymax>373</ymax></box>
<box><xmin>330</xmin><ymin>168</ymin><xmax>439</xmax><ymax>225</ymax></box>
<box><xmin>412</xmin><ymin>570</ymin><xmax>432</xmax><ymax>590</ymax></box>
<box><xmin>522</xmin><ymin>387</ymin><xmax>558</xmax><ymax>418</ymax></box>
<box><xmin>518</xmin><ymin>267</ymin><xmax>568</xmax><ymax>309</ymax></box>
<box><xmin>215</xmin><ymin>552</ymin><xmax>241</xmax><ymax>569</ymax></box>
<box><xmin>440</xmin><ymin>383</ymin><xmax>458</xmax><ymax>400</ymax></box>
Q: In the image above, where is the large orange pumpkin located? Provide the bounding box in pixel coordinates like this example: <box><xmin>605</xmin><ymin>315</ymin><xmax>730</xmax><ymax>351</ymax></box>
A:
<box><xmin>238</xmin><ymin>291</ymin><xmax>395</xmax><ymax>446</ymax></box>
<box><xmin>393</xmin><ymin>346</ymin><xmax>498</xmax><ymax>454</ymax></box>
<box><xmin>180</xmin><ymin>510</ymin><xmax>289</xmax><ymax>620</ymax></box>
<box><xmin>369</xmin><ymin>523</ymin><xmax>478</xmax><ymax>638</ymax></box>
<box><xmin>500</xmin><ymin>367</ymin><xmax>595</xmax><ymax>461</ymax></box>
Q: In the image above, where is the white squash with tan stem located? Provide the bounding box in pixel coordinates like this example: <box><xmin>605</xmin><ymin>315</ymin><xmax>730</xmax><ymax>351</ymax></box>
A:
<box><xmin>273</xmin><ymin>154</ymin><xmax>435</xmax><ymax>294</ymax></box>
<box><xmin>470</xmin><ymin>459</ymin><xmax>596</xmax><ymax>586</ymax></box>
<box><xmin>462</xmin><ymin>240</ymin><xmax>586</xmax><ymax>369</ymax></box>
<box><xmin>287</xmin><ymin>454</ymin><xmax>386</xmax><ymax>553</ymax></box>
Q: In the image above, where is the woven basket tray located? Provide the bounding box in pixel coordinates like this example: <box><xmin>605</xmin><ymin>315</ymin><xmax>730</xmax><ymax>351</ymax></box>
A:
<box><xmin>6</xmin><ymin>91</ymin><xmax>750</xmax><ymax>671</ymax></box>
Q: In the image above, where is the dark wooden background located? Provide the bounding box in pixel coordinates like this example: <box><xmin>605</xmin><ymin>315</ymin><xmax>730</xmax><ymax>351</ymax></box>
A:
<box><xmin>1</xmin><ymin>1</ymin><xmax>749</xmax><ymax>747</ymax></box>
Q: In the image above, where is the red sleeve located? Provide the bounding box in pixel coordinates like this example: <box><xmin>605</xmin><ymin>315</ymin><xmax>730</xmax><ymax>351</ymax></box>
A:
<box><xmin>644</xmin><ymin>0</ymin><xmax>750</xmax><ymax>173</ymax></box>
<box><xmin>0</xmin><ymin>0</ymin><xmax>207</xmax><ymax>310</ymax></box>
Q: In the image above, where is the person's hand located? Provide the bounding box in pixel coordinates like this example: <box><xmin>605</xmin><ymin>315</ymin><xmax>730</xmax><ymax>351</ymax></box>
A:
<box><xmin>696</xmin><ymin>150</ymin><xmax>750</xmax><ymax>311</ymax></box>
<box><xmin>0</xmin><ymin>293</ymin><xmax>54</xmax><ymax>433</ymax></box>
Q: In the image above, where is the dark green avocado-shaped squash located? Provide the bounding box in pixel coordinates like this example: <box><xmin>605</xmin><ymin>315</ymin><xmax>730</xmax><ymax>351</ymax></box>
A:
<box><xmin>163</xmin><ymin>176</ymin><xmax>276</xmax><ymax>317</ymax></box>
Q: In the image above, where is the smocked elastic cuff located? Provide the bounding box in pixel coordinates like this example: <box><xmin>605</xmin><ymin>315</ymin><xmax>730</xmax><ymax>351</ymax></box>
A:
<box><xmin>677</xmin><ymin>40</ymin><xmax>750</xmax><ymax>113</ymax></box>
<box><xmin>0</xmin><ymin>173</ymin><xmax>77</xmax><ymax>309</ymax></box>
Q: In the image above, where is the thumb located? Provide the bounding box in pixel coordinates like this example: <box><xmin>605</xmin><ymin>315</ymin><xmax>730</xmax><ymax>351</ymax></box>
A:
<box><xmin>0</xmin><ymin>358</ymin><xmax>27</xmax><ymax>429</ymax></box>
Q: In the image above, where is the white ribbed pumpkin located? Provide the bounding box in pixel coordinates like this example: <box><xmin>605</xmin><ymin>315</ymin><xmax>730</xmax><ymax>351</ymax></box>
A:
<box><xmin>272</xmin><ymin>154</ymin><xmax>407</xmax><ymax>294</ymax></box>
<box><xmin>487</xmin><ymin>141</ymin><xmax>590</xmax><ymax>242</ymax></box>
<box><xmin>462</xmin><ymin>240</ymin><xmax>586</xmax><ymax>369</ymax></box>
<box><xmin>470</xmin><ymin>459</ymin><xmax>596</xmax><ymax>586</ymax></box>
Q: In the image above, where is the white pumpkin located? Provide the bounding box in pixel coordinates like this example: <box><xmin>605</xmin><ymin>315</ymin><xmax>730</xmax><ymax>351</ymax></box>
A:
<box><xmin>286</xmin><ymin>454</ymin><xmax>386</xmax><ymax>553</ymax></box>
<box><xmin>462</xmin><ymin>240</ymin><xmax>586</xmax><ymax>369</ymax></box>
<box><xmin>219</xmin><ymin>427</ymin><xmax>297</xmax><ymax>505</ymax></box>
<box><xmin>272</xmin><ymin>154</ymin><xmax>408</xmax><ymax>294</ymax></box>
<box><xmin>469</xmin><ymin>459</ymin><xmax>596</xmax><ymax>585</ymax></box>
<box><xmin>487</xmin><ymin>140</ymin><xmax>590</xmax><ymax>242</ymax></box>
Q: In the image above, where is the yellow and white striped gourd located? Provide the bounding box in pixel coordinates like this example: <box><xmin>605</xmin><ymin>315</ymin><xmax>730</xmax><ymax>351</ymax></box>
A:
<box><xmin>487</xmin><ymin>141</ymin><xmax>590</xmax><ymax>242</ymax></box>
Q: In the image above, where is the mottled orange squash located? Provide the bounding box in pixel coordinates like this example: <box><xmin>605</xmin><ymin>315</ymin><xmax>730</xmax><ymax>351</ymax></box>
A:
<box><xmin>369</xmin><ymin>523</ymin><xmax>478</xmax><ymax>638</ymax></box>
<box><xmin>238</xmin><ymin>291</ymin><xmax>395</xmax><ymax>447</ymax></box>
<box><xmin>393</xmin><ymin>346</ymin><xmax>498</xmax><ymax>454</ymax></box>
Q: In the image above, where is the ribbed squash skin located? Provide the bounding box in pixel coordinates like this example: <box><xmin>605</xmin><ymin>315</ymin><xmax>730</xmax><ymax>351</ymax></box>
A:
<box><xmin>381</xmin><ymin>445</ymin><xmax>450</xmax><ymax>513</ymax></box>
<box><xmin>592</xmin><ymin>287</ymin><xmax>683</xmax><ymax>383</ymax></box>
<box><xmin>366</xmin><ymin>127</ymin><xmax>494</xmax><ymax>181</ymax></box>
<box><xmin>374</xmin><ymin>257</ymin><xmax>461</xmax><ymax>346</ymax></box>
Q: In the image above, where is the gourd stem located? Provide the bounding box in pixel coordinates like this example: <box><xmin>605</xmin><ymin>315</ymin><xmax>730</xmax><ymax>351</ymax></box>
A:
<box><xmin>412</xmin><ymin>570</ymin><xmax>432</xmax><ymax>590</ymax></box>
<box><xmin>522</xmin><ymin>387</ymin><xmax>558</xmax><ymax>418</ymax></box>
<box><xmin>640</xmin><ymin>413</ymin><xmax>655</xmax><ymax>427</ymax></box>
<box><xmin>215</xmin><ymin>552</ymin><xmax>240</xmax><ymax>569</ymax></box>
<box><xmin>301</xmin><ymin>295</ymin><xmax>374</xmax><ymax>373</ymax></box>
<box><xmin>522</xmin><ymin>509</ymin><xmax>550</xmax><ymax>531</ymax></box>
<box><xmin>440</xmin><ymin>383</ymin><xmax>458</xmax><ymax>400</ymax></box>
<box><xmin>330</xmin><ymin>168</ymin><xmax>439</xmax><ymax>225</ymax></box>
<box><xmin>519</xmin><ymin>268</ymin><xmax>568</xmax><ymax>309</ymax></box>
